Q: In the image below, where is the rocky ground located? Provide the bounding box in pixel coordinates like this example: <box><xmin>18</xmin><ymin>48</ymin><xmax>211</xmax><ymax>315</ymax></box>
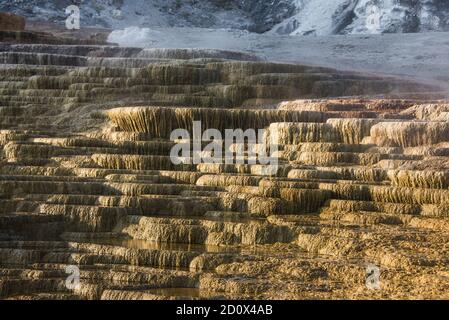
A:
<box><xmin>4</xmin><ymin>0</ymin><xmax>449</xmax><ymax>35</ymax></box>
<box><xmin>1</xmin><ymin>28</ymin><xmax>449</xmax><ymax>300</ymax></box>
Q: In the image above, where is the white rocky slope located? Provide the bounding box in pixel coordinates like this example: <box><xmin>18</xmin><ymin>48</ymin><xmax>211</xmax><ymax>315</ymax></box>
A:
<box><xmin>270</xmin><ymin>0</ymin><xmax>449</xmax><ymax>35</ymax></box>
<box><xmin>2</xmin><ymin>0</ymin><xmax>449</xmax><ymax>35</ymax></box>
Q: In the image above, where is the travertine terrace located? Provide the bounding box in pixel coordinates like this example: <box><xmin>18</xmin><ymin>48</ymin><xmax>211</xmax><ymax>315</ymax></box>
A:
<box><xmin>1</xmin><ymin>29</ymin><xmax>449</xmax><ymax>300</ymax></box>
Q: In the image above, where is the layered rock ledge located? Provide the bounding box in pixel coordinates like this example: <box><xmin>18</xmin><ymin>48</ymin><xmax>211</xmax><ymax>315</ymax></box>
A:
<box><xmin>0</xmin><ymin>36</ymin><xmax>448</xmax><ymax>300</ymax></box>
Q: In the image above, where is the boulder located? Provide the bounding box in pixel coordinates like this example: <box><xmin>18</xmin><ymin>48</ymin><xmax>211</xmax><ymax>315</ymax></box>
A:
<box><xmin>0</xmin><ymin>12</ymin><xmax>25</xmax><ymax>31</ymax></box>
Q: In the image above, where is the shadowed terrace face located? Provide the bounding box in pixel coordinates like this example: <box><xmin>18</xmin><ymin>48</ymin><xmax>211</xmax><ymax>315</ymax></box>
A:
<box><xmin>0</xmin><ymin>6</ymin><xmax>449</xmax><ymax>301</ymax></box>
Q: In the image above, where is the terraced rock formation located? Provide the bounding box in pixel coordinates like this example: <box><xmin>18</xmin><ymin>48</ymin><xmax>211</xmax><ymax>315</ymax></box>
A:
<box><xmin>1</xmin><ymin>38</ymin><xmax>449</xmax><ymax>300</ymax></box>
